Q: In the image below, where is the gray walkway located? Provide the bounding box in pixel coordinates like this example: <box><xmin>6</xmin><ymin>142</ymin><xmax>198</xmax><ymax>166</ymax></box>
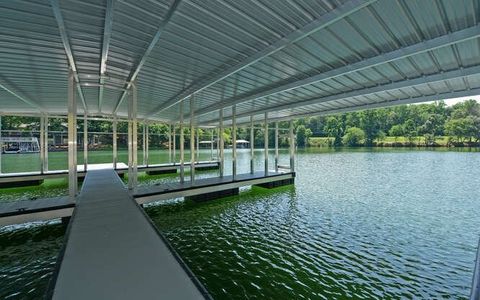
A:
<box><xmin>135</xmin><ymin>171</ymin><xmax>295</xmax><ymax>204</ymax></box>
<box><xmin>51</xmin><ymin>168</ymin><xmax>208</xmax><ymax>299</ymax></box>
<box><xmin>0</xmin><ymin>196</ymin><xmax>73</xmax><ymax>226</ymax></box>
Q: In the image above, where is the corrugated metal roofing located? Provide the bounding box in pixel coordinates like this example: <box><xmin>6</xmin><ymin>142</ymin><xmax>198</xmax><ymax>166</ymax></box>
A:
<box><xmin>1</xmin><ymin>0</ymin><xmax>479</xmax><ymax>126</ymax></box>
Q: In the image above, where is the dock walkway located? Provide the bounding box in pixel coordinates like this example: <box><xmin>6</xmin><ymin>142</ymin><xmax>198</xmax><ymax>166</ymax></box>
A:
<box><xmin>50</xmin><ymin>168</ymin><xmax>209</xmax><ymax>299</ymax></box>
<box><xmin>135</xmin><ymin>171</ymin><xmax>295</xmax><ymax>204</ymax></box>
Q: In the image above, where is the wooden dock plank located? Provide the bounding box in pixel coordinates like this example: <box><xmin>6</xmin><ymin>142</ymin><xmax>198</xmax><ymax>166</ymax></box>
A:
<box><xmin>51</xmin><ymin>168</ymin><xmax>208</xmax><ymax>300</ymax></box>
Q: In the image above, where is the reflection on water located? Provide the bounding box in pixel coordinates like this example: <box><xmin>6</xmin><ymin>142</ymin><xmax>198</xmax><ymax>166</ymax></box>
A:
<box><xmin>0</xmin><ymin>148</ymin><xmax>479</xmax><ymax>299</ymax></box>
<box><xmin>0</xmin><ymin>221</ymin><xmax>65</xmax><ymax>299</ymax></box>
<box><xmin>146</xmin><ymin>149</ymin><xmax>480</xmax><ymax>299</ymax></box>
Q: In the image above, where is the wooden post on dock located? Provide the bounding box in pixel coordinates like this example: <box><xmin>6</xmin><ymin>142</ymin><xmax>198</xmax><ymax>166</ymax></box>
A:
<box><xmin>67</xmin><ymin>68</ymin><xmax>78</xmax><ymax>200</ymax></box>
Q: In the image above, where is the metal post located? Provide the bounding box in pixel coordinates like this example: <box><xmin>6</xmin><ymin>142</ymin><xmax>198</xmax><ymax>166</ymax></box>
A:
<box><xmin>128</xmin><ymin>82</ymin><xmax>138</xmax><ymax>190</ymax></box>
<box><xmin>44</xmin><ymin>115</ymin><xmax>48</xmax><ymax>172</ymax></box>
<box><xmin>196</xmin><ymin>128</ymin><xmax>200</xmax><ymax>162</ymax></box>
<box><xmin>190</xmin><ymin>95</ymin><xmax>195</xmax><ymax>183</ymax></box>
<box><xmin>168</xmin><ymin>124</ymin><xmax>172</xmax><ymax>163</ymax></box>
<box><xmin>210</xmin><ymin>129</ymin><xmax>214</xmax><ymax>160</ymax></box>
<box><xmin>264</xmin><ymin>112</ymin><xmax>268</xmax><ymax>175</ymax></box>
<box><xmin>232</xmin><ymin>104</ymin><xmax>237</xmax><ymax>179</ymax></box>
<box><xmin>219</xmin><ymin>108</ymin><xmax>224</xmax><ymax>177</ymax></box>
<box><xmin>0</xmin><ymin>115</ymin><xmax>2</xmax><ymax>174</ymax></box>
<box><xmin>216</xmin><ymin>128</ymin><xmax>219</xmax><ymax>160</ymax></box>
<box><xmin>113</xmin><ymin>117</ymin><xmax>117</xmax><ymax>169</ymax></box>
<box><xmin>289</xmin><ymin>120</ymin><xmax>295</xmax><ymax>172</ymax></box>
<box><xmin>83</xmin><ymin>112</ymin><xmax>88</xmax><ymax>172</ymax></box>
<box><xmin>68</xmin><ymin>69</ymin><xmax>78</xmax><ymax>200</ymax></box>
<box><xmin>39</xmin><ymin>115</ymin><xmax>44</xmax><ymax>174</ymax></box>
<box><xmin>250</xmin><ymin>116</ymin><xmax>254</xmax><ymax>174</ymax></box>
<box><xmin>173</xmin><ymin>124</ymin><xmax>176</xmax><ymax>165</ymax></box>
<box><xmin>180</xmin><ymin>101</ymin><xmax>185</xmax><ymax>183</ymax></box>
<box><xmin>142</xmin><ymin>122</ymin><xmax>146</xmax><ymax>166</ymax></box>
<box><xmin>145</xmin><ymin>123</ymin><xmax>149</xmax><ymax>166</ymax></box>
<box><xmin>275</xmin><ymin>122</ymin><xmax>279</xmax><ymax>173</ymax></box>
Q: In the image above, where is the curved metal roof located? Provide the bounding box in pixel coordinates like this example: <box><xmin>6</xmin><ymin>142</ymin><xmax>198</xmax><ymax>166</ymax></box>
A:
<box><xmin>1</xmin><ymin>0</ymin><xmax>480</xmax><ymax>126</ymax></box>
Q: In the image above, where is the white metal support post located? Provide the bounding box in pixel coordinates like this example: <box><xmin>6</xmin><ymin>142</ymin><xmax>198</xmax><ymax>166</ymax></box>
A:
<box><xmin>44</xmin><ymin>115</ymin><xmax>48</xmax><ymax>172</ymax></box>
<box><xmin>168</xmin><ymin>124</ymin><xmax>172</xmax><ymax>163</ymax></box>
<box><xmin>112</xmin><ymin>117</ymin><xmax>117</xmax><ymax>169</ymax></box>
<box><xmin>68</xmin><ymin>69</ymin><xmax>78</xmax><ymax>200</ymax></box>
<box><xmin>128</xmin><ymin>82</ymin><xmax>138</xmax><ymax>190</ymax></box>
<box><xmin>83</xmin><ymin>112</ymin><xmax>88</xmax><ymax>172</ymax></box>
<box><xmin>275</xmin><ymin>122</ymin><xmax>279</xmax><ymax>173</ymax></box>
<box><xmin>142</xmin><ymin>122</ymin><xmax>146</xmax><ymax>166</ymax></box>
<box><xmin>196</xmin><ymin>128</ymin><xmax>200</xmax><ymax>162</ymax></box>
<box><xmin>264</xmin><ymin>112</ymin><xmax>268</xmax><ymax>175</ymax></box>
<box><xmin>173</xmin><ymin>124</ymin><xmax>176</xmax><ymax>165</ymax></box>
<box><xmin>180</xmin><ymin>101</ymin><xmax>185</xmax><ymax>183</ymax></box>
<box><xmin>190</xmin><ymin>95</ymin><xmax>195</xmax><ymax>183</ymax></box>
<box><xmin>39</xmin><ymin>115</ymin><xmax>44</xmax><ymax>174</ymax></box>
<box><xmin>219</xmin><ymin>108</ymin><xmax>224</xmax><ymax>177</ymax></box>
<box><xmin>0</xmin><ymin>115</ymin><xmax>2</xmax><ymax>174</ymax></box>
<box><xmin>145</xmin><ymin>122</ymin><xmax>149</xmax><ymax>166</ymax></box>
<box><xmin>250</xmin><ymin>115</ymin><xmax>254</xmax><ymax>174</ymax></box>
<box><xmin>232</xmin><ymin>104</ymin><xmax>237</xmax><ymax>180</ymax></box>
<box><xmin>289</xmin><ymin>120</ymin><xmax>295</xmax><ymax>172</ymax></box>
<box><xmin>210</xmin><ymin>129</ymin><xmax>214</xmax><ymax>160</ymax></box>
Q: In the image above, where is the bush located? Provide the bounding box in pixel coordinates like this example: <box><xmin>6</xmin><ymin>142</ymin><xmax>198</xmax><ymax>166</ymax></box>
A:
<box><xmin>342</xmin><ymin>127</ymin><xmax>365</xmax><ymax>146</ymax></box>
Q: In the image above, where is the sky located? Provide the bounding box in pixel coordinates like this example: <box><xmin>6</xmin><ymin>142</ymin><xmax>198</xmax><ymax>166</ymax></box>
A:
<box><xmin>424</xmin><ymin>95</ymin><xmax>480</xmax><ymax>106</ymax></box>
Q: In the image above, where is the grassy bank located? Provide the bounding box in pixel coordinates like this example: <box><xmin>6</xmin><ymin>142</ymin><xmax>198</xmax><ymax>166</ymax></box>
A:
<box><xmin>308</xmin><ymin>136</ymin><xmax>479</xmax><ymax>147</ymax></box>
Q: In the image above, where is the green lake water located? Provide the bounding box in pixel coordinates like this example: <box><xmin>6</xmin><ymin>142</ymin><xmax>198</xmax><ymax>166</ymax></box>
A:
<box><xmin>1</xmin><ymin>148</ymin><xmax>480</xmax><ymax>299</ymax></box>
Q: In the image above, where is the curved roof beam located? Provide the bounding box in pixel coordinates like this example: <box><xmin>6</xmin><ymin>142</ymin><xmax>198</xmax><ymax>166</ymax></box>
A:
<box><xmin>146</xmin><ymin>0</ymin><xmax>377</xmax><ymax>118</ymax></box>
<box><xmin>98</xmin><ymin>0</ymin><xmax>116</xmax><ymax>113</ymax></box>
<box><xmin>112</xmin><ymin>0</ymin><xmax>183</xmax><ymax>115</ymax></box>
<box><xmin>50</xmin><ymin>0</ymin><xmax>88</xmax><ymax>113</ymax></box>
<box><xmin>194</xmin><ymin>24</ymin><xmax>480</xmax><ymax>120</ymax></box>
<box><xmin>199</xmin><ymin>64</ymin><xmax>480</xmax><ymax>125</ymax></box>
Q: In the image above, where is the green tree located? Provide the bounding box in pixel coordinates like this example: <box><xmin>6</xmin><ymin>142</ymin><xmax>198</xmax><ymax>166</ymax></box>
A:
<box><xmin>324</xmin><ymin>116</ymin><xmax>343</xmax><ymax>146</ymax></box>
<box><xmin>296</xmin><ymin>125</ymin><xmax>312</xmax><ymax>147</ymax></box>
<box><xmin>388</xmin><ymin>124</ymin><xmax>404</xmax><ymax>142</ymax></box>
<box><xmin>403</xmin><ymin>119</ymin><xmax>417</xmax><ymax>145</ymax></box>
<box><xmin>342</xmin><ymin>127</ymin><xmax>365</xmax><ymax>146</ymax></box>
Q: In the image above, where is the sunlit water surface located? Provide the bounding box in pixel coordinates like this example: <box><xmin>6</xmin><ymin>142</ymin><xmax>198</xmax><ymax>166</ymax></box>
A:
<box><xmin>1</xmin><ymin>148</ymin><xmax>480</xmax><ymax>299</ymax></box>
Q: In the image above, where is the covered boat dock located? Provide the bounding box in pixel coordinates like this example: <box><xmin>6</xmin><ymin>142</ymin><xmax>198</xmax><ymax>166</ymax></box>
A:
<box><xmin>1</xmin><ymin>0</ymin><xmax>480</xmax><ymax>298</ymax></box>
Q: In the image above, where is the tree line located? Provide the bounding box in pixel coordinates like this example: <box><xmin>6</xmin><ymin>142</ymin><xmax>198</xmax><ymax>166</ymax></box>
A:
<box><xmin>294</xmin><ymin>99</ymin><xmax>480</xmax><ymax>147</ymax></box>
<box><xmin>1</xmin><ymin>99</ymin><xmax>480</xmax><ymax>148</ymax></box>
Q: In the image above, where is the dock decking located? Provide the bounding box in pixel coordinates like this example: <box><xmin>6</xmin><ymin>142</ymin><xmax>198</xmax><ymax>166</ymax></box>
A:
<box><xmin>0</xmin><ymin>161</ymin><xmax>219</xmax><ymax>186</ymax></box>
<box><xmin>135</xmin><ymin>171</ymin><xmax>295</xmax><ymax>204</ymax></box>
<box><xmin>0</xmin><ymin>196</ymin><xmax>73</xmax><ymax>226</ymax></box>
<box><xmin>49</xmin><ymin>168</ymin><xmax>209</xmax><ymax>299</ymax></box>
